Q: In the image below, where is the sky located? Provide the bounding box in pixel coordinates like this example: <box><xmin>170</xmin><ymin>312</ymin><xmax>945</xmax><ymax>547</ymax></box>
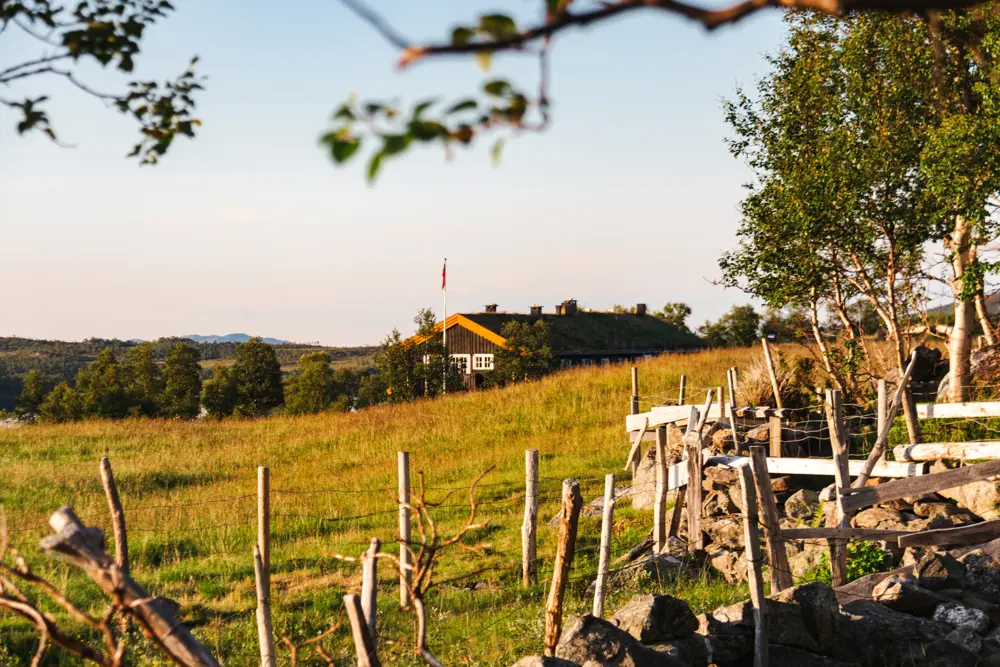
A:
<box><xmin>1</xmin><ymin>1</ymin><xmax>787</xmax><ymax>346</ymax></box>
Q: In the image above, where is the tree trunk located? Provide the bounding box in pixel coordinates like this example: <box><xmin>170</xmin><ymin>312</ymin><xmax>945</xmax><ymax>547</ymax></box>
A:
<box><xmin>809</xmin><ymin>293</ymin><xmax>844</xmax><ymax>393</ymax></box>
<box><xmin>975</xmin><ymin>290</ymin><xmax>996</xmax><ymax>346</ymax></box>
<box><xmin>948</xmin><ymin>217</ymin><xmax>975</xmax><ymax>403</ymax></box>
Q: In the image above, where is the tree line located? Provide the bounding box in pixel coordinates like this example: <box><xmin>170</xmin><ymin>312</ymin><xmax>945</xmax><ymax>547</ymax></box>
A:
<box><xmin>14</xmin><ymin>339</ymin><xmax>370</xmax><ymax>423</ymax></box>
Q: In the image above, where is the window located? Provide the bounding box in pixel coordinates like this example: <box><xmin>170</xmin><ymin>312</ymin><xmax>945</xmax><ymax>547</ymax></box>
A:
<box><xmin>422</xmin><ymin>355</ymin><xmax>431</xmax><ymax>364</ymax></box>
<box><xmin>601</xmin><ymin>358</ymin><xmax>610</xmax><ymax>366</ymax></box>
<box><xmin>450</xmin><ymin>354</ymin><xmax>471</xmax><ymax>375</ymax></box>
<box><xmin>581</xmin><ymin>359</ymin><xmax>594</xmax><ymax>367</ymax></box>
<box><xmin>473</xmin><ymin>353</ymin><xmax>494</xmax><ymax>371</ymax></box>
<box><xmin>560</xmin><ymin>359</ymin><xmax>573</xmax><ymax>369</ymax></box>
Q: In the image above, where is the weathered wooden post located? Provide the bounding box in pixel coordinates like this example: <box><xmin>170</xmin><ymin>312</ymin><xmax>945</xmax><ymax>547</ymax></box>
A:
<box><xmin>257</xmin><ymin>466</ymin><xmax>270</xmax><ymax>592</ymax></box>
<box><xmin>737</xmin><ymin>464</ymin><xmax>769</xmax><ymax>667</ymax></box>
<box><xmin>630</xmin><ymin>366</ymin><xmax>640</xmax><ymax>415</ymax></box>
<box><xmin>254</xmin><ymin>544</ymin><xmax>277</xmax><ymax>667</ymax></box>
<box><xmin>397</xmin><ymin>451</ymin><xmax>412</xmax><ymax>607</ymax></box>
<box><xmin>769</xmin><ymin>415</ymin><xmax>782</xmax><ymax>458</ymax></box>
<box><xmin>361</xmin><ymin>537</ymin><xmax>380</xmax><ymax>641</ymax></box>
<box><xmin>653</xmin><ymin>426</ymin><xmax>668</xmax><ymax>553</ymax></box>
<box><xmin>523</xmin><ymin>449</ymin><xmax>539</xmax><ymax>588</ymax></box>
<box><xmin>544</xmin><ymin>479</ymin><xmax>582</xmax><ymax>657</ymax></box>
<box><xmin>731</xmin><ymin>365</ymin><xmax>740</xmax><ymax>401</ymax></box>
<box><xmin>99</xmin><ymin>457</ymin><xmax>129</xmax><ymax>575</ymax></box>
<box><xmin>749</xmin><ymin>446</ymin><xmax>793</xmax><ymax>591</ymax></box>
<box><xmin>679</xmin><ymin>375</ymin><xmax>687</xmax><ymax>405</ymax></box>
<box><xmin>727</xmin><ymin>368</ymin><xmax>737</xmax><ymax>407</ymax></box>
<box><xmin>762</xmin><ymin>337</ymin><xmax>784</xmax><ymax>409</ymax></box>
<box><xmin>716</xmin><ymin>385</ymin><xmax>725</xmax><ymax>420</ymax></box>
<box><xmin>684</xmin><ymin>406</ymin><xmax>704</xmax><ymax>551</ymax></box>
<box><xmin>345</xmin><ymin>593</ymin><xmax>381</xmax><ymax>667</ymax></box>
<box><xmin>593</xmin><ymin>473</ymin><xmax>616</xmax><ymax>618</ymax></box>
<box><xmin>825</xmin><ymin>389</ymin><xmax>850</xmax><ymax>586</ymax></box>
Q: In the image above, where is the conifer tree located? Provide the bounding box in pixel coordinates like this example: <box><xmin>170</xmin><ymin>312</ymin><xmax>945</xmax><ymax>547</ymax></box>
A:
<box><xmin>16</xmin><ymin>370</ymin><xmax>48</xmax><ymax>418</ymax></box>
<box><xmin>76</xmin><ymin>349</ymin><xmax>128</xmax><ymax>418</ymax></box>
<box><xmin>122</xmin><ymin>342</ymin><xmax>165</xmax><ymax>416</ymax></box>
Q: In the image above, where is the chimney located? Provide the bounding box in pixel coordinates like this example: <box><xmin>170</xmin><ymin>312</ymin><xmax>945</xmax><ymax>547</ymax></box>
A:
<box><xmin>484</xmin><ymin>304</ymin><xmax>498</xmax><ymax>313</ymax></box>
<box><xmin>636</xmin><ymin>303</ymin><xmax>647</xmax><ymax>317</ymax></box>
<box><xmin>560</xmin><ymin>299</ymin><xmax>578</xmax><ymax>316</ymax></box>
<box><xmin>530</xmin><ymin>305</ymin><xmax>543</xmax><ymax>316</ymax></box>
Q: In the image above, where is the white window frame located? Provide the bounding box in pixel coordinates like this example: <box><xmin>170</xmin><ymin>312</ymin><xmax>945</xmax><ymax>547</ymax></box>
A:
<box><xmin>450</xmin><ymin>354</ymin><xmax>471</xmax><ymax>375</ymax></box>
<box><xmin>601</xmin><ymin>358</ymin><xmax>610</xmax><ymax>366</ymax></box>
<box><xmin>473</xmin><ymin>353</ymin><xmax>494</xmax><ymax>371</ymax></box>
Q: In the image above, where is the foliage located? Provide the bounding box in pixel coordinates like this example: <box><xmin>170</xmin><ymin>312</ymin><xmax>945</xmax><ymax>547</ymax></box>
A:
<box><xmin>201</xmin><ymin>365</ymin><xmax>237</xmax><ymax>418</ymax></box>
<box><xmin>761</xmin><ymin>307</ymin><xmax>811</xmax><ymax>342</ymax></box>
<box><xmin>655</xmin><ymin>302</ymin><xmax>693</xmax><ymax>333</ymax></box>
<box><xmin>699</xmin><ymin>305</ymin><xmax>760</xmax><ymax>348</ymax></box>
<box><xmin>15</xmin><ymin>370</ymin><xmax>47</xmax><ymax>418</ymax></box>
<box><xmin>37</xmin><ymin>381</ymin><xmax>82</xmax><ymax>423</ymax></box>
<box><xmin>284</xmin><ymin>351</ymin><xmax>353</xmax><ymax>415</ymax></box>
<box><xmin>1</xmin><ymin>0</ymin><xmax>204</xmax><ymax>163</ymax></box>
<box><xmin>160</xmin><ymin>342</ymin><xmax>202</xmax><ymax>419</ymax></box>
<box><xmin>846</xmin><ymin>540</ymin><xmax>892</xmax><ymax>581</ymax></box>
<box><xmin>414</xmin><ymin>307</ymin><xmax>437</xmax><ymax>336</ymax></box>
<box><xmin>231</xmin><ymin>338</ymin><xmax>284</xmax><ymax>417</ymax></box>
<box><xmin>76</xmin><ymin>349</ymin><xmax>127</xmax><ymax>418</ymax></box>
<box><xmin>490</xmin><ymin>320</ymin><xmax>555</xmax><ymax>384</ymax></box>
<box><xmin>122</xmin><ymin>342</ymin><xmax>164</xmax><ymax>417</ymax></box>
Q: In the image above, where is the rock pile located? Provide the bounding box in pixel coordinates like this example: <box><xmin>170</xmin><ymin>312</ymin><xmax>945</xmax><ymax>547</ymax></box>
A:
<box><xmin>512</xmin><ymin>542</ymin><xmax>1000</xmax><ymax>665</ymax></box>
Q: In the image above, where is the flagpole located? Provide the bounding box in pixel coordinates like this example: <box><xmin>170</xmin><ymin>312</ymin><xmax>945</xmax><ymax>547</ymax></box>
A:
<box><xmin>442</xmin><ymin>258</ymin><xmax>447</xmax><ymax>394</ymax></box>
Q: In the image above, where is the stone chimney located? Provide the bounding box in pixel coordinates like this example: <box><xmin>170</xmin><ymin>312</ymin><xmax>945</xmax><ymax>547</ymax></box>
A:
<box><xmin>636</xmin><ymin>303</ymin><xmax>647</xmax><ymax>316</ymax></box>
<box><xmin>484</xmin><ymin>304</ymin><xmax>498</xmax><ymax>313</ymax></box>
<box><xmin>559</xmin><ymin>299</ymin><xmax>578</xmax><ymax>316</ymax></box>
<box><xmin>530</xmin><ymin>305</ymin><xmax>543</xmax><ymax>316</ymax></box>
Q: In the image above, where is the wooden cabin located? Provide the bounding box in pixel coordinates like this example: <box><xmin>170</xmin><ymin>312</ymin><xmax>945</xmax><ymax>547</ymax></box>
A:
<box><xmin>409</xmin><ymin>299</ymin><xmax>702</xmax><ymax>388</ymax></box>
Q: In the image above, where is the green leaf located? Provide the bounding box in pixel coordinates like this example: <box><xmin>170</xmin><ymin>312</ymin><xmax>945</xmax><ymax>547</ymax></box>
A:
<box><xmin>409</xmin><ymin>121</ymin><xmax>446</xmax><ymax>142</ymax></box>
<box><xmin>479</xmin><ymin>14</ymin><xmax>517</xmax><ymax>38</ymax></box>
<box><xmin>446</xmin><ymin>99</ymin><xmax>478</xmax><ymax>114</ymax></box>
<box><xmin>382</xmin><ymin>134</ymin><xmax>410</xmax><ymax>156</ymax></box>
<box><xmin>474</xmin><ymin>51</ymin><xmax>493</xmax><ymax>73</ymax></box>
<box><xmin>333</xmin><ymin>104</ymin><xmax>355</xmax><ymax>121</ymax></box>
<box><xmin>491</xmin><ymin>138</ymin><xmax>504</xmax><ymax>167</ymax></box>
<box><xmin>331</xmin><ymin>136</ymin><xmax>362</xmax><ymax>163</ymax></box>
<box><xmin>367</xmin><ymin>151</ymin><xmax>385</xmax><ymax>183</ymax></box>
<box><xmin>451</xmin><ymin>26</ymin><xmax>474</xmax><ymax>45</ymax></box>
<box><xmin>413</xmin><ymin>99</ymin><xmax>437</xmax><ymax>118</ymax></box>
<box><xmin>483</xmin><ymin>80</ymin><xmax>513</xmax><ymax>97</ymax></box>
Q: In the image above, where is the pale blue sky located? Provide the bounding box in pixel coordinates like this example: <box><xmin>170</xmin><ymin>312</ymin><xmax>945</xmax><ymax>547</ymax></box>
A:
<box><xmin>2</xmin><ymin>1</ymin><xmax>785</xmax><ymax>345</ymax></box>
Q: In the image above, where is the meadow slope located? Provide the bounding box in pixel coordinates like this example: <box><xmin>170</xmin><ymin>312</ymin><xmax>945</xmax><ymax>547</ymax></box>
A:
<box><xmin>0</xmin><ymin>347</ymin><xmax>761</xmax><ymax>666</ymax></box>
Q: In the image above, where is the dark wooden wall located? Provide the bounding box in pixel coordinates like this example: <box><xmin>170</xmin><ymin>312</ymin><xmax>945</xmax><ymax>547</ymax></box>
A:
<box><xmin>444</xmin><ymin>325</ymin><xmax>499</xmax><ymax>356</ymax></box>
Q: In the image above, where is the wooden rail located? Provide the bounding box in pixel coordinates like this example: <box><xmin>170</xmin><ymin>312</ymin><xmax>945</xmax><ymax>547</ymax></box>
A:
<box><xmin>894</xmin><ymin>442</ymin><xmax>1000</xmax><ymax>461</ymax></box>
<box><xmin>916</xmin><ymin>401</ymin><xmax>1000</xmax><ymax>419</ymax></box>
<box><xmin>841</xmin><ymin>458</ymin><xmax>1000</xmax><ymax>514</ymax></box>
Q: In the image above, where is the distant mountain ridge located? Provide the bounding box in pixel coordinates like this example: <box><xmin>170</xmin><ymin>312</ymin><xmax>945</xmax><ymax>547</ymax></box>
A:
<box><xmin>183</xmin><ymin>334</ymin><xmax>292</xmax><ymax>345</ymax></box>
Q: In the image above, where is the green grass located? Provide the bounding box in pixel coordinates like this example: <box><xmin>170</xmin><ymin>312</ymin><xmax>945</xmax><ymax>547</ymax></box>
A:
<box><xmin>0</xmin><ymin>345</ymin><xmax>770</xmax><ymax>666</ymax></box>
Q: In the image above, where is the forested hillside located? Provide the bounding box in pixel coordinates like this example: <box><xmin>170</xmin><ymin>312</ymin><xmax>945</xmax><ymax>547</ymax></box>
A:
<box><xmin>0</xmin><ymin>337</ymin><xmax>376</xmax><ymax>411</ymax></box>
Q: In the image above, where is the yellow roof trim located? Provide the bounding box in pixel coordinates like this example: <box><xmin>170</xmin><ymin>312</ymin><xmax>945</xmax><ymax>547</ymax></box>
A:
<box><xmin>406</xmin><ymin>314</ymin><xmax>507</xmax><ymax>347</ymax></box>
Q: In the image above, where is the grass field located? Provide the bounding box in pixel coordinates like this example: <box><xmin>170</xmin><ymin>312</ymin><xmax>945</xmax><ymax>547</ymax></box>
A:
<box><xmin>0</xmin><ymin>345</ymin><xmax>785</xmax><ymax>666</ymax></box>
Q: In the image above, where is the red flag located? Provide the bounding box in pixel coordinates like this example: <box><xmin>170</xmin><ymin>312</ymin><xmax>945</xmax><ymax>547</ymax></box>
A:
<box><xmin>442</xmin><ymin>260</ymin><xmax>447</xmax><ymax>290</ymax></box>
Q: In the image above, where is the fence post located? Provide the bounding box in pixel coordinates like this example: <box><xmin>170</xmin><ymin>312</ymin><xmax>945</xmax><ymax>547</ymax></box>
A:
<box><xmin>679</xmin><ymin>375</ymin><xmax>687</xmax><ymax>405</ymax></box>
<box><xmin>727</xmin><ymin>368</ymin><xmax>737</xmax><ymax>407</ymax></box>
<box><xmin>769</xmin><ymin>415</ymin><xmax>782</xmax><ymax>458</ymax></box>
<box><xmin>254</xmin><ymin>544</ymin><xmax>277</xmax><ymax>667</ymax></box>
<box><xmin>397</xmin><ymin>451</ymin><xmax>412</xmax><ymax>607</ymax></box>
<box><xmin>825</xmin><ymin>389</ymin><xmax>850</xmax><ymax>587</ymax></box>
<box><xmin>345</xmin><ymin>593</ymin><xmax>381</xmax><ymax>667</ymax></box>
<box><xmin>257</xmin><ymin>466</ymin><xmax>270</xmax><ymax>593</ymax></box>
<box><xmin>593</xmin><ymin>474</ymin><xmax>616</xmax><ymax>618</ymax></box>
<box><xmin>544</xmin><ymin>479</ymin><xmax>582</xmax><ymax>657</ymax></box>
<box><xmin>653</xmin><ymin>427</ymin><xmax>668</xmax><ymax>553</ymax></box>
<box><xmin>630</xmin><ymin>366</ymin><xmax>640</xmax><ymax>415</ymax></box>
<box><xmin>99</xmin><ymin>457</ymin><xmax>129</xmax><ymax>575</ymax></box>
<box><xmin>522</xmin><ymin>449</ymin><xmax>539</xmax><ymax>588</ymax></box>
<box><xmin>684</xmin><ymin>419</ymin><xmax>703</xmax><ymax>552</ymax></box>
<box><xmin>716</xmin><ymin>385</ymin><xmax>725</xmax><ymax>420</ymax></box>
<box><xmin>877</xmin><ymin>378</ymin><xmax>888</xmax><ymax>459</ymax></box>
<box><xmin>361</xmin><ymin>537</ymin><xmax>380</xmax><ymax>642</ymax></box>
<box><xmin>749</xmin><ymin>446</ymin><xmax>793</xmax><ymax>592</ymax></box>
<box><xmin>762</xmin><ymin>337</ymin><xmax>784</xmax><ymax>410</ymax></box>
<box><xmin>737</xmin><ymin>465</ymin><xmax>769</xmax><ymax>667</ymax></box>
<box><xmin>731</xmin><ymin>365</ymin><xmax>740</xmax><ymax>402</ymax></box>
